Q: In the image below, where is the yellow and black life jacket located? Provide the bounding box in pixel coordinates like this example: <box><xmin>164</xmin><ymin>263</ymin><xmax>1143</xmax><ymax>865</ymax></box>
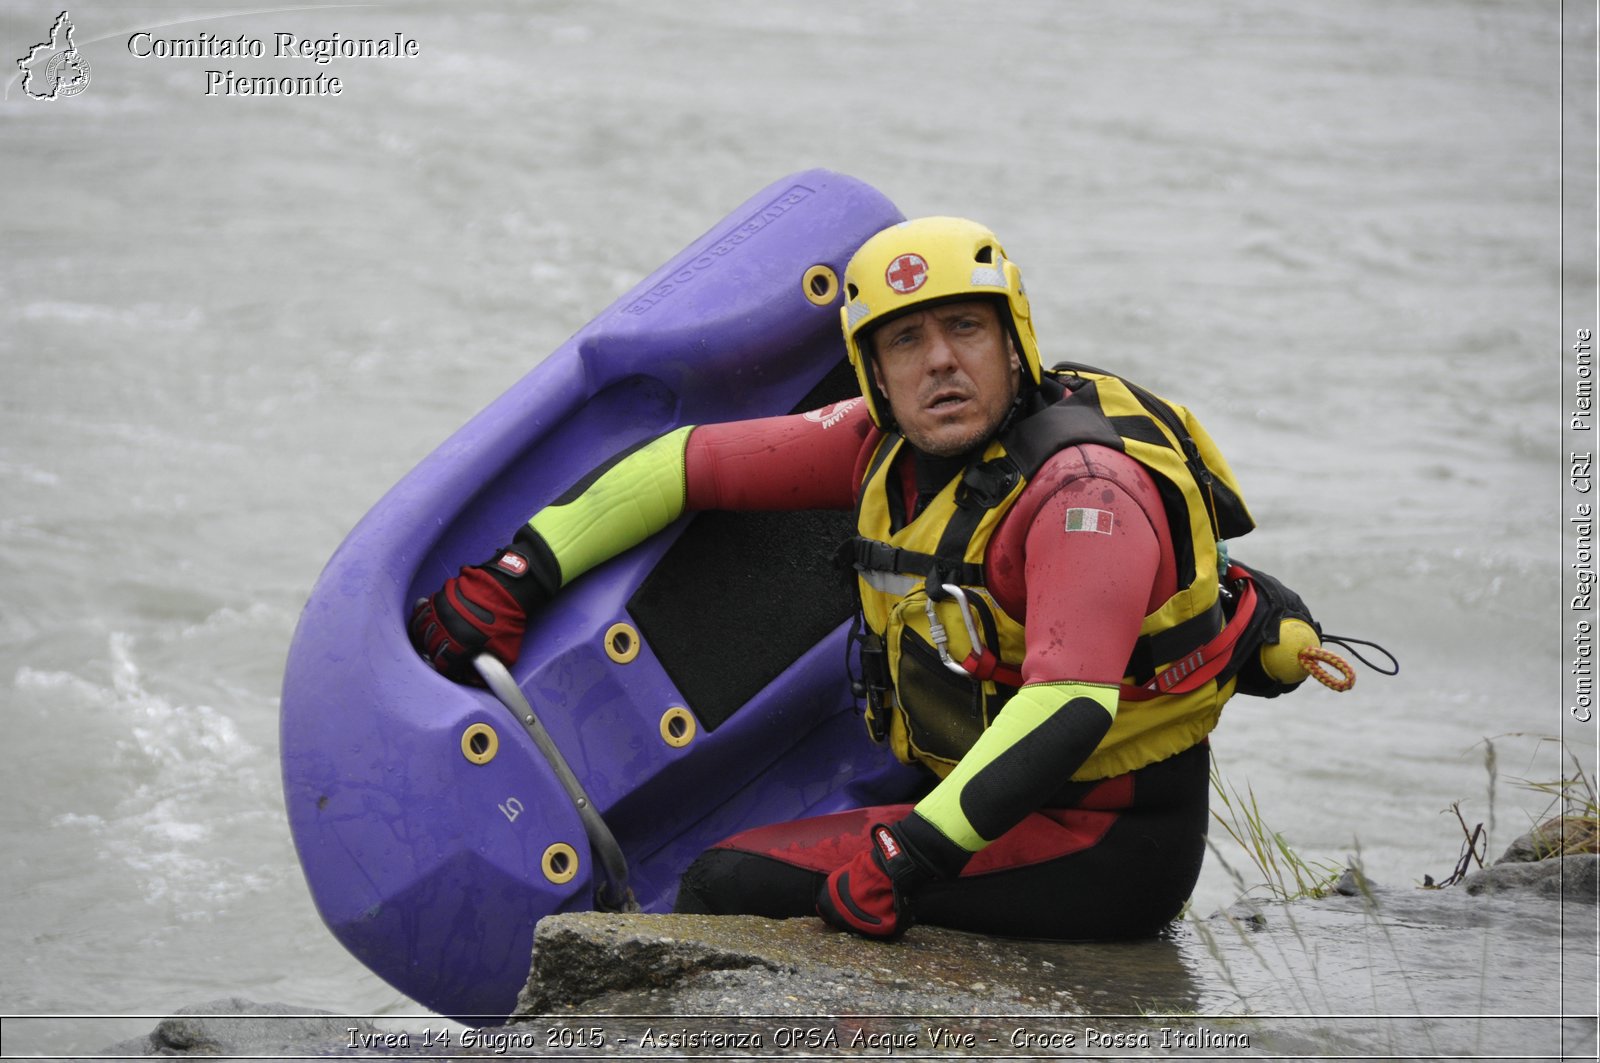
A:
<box><xmin>850</xmin><ymin>364</ymin><xmax>1258</xmax><ymax>781</ymax></box>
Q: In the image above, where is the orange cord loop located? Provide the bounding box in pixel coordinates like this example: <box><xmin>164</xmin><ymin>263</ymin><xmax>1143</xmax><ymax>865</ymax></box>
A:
<box><xmin>1299</xmin><ymin>646</ymin><xmax>1356</xmax><ymax>692</ymax></box>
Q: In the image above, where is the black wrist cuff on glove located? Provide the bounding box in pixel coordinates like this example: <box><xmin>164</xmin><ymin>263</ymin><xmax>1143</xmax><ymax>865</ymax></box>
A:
<box><xmin>892</xmin><ymin>812</ymin><xmax>974</xmax><ymax>881</ymax></box>
<box><xmin>1229</xmin><ymin>560</ymin><xmax>1322</xmax><ymax>699</ymax></box>
<box><xmin>869</xmin><ymin>823</ymin><xmax>931</xmax><ymax>894</ymax></box>
<box><xmin>477</xmin><ymin>530</ymin><xmax>561</xmax><ymax>614</ymax></box>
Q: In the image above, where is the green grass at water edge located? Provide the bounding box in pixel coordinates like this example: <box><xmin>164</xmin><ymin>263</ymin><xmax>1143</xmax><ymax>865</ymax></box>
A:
<box><xmin>1208</xmin><ymin>764</ymin><xmax>1342</xmax><ymax>902</ymax></box>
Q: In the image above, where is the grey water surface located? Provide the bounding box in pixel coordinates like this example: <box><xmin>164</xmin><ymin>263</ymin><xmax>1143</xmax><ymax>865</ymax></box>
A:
<box><xmin>1</xmin><ymin>0</ymin><xmax>1591</xmax><ymax>1055</ymax></box>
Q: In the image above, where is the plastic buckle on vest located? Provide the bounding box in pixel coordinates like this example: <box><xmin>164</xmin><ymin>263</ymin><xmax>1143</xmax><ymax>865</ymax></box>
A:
<box><xmin>924</xmin><ymin>583</ymin><xmax>987</xmax><ymax>678</ymax></box>
<box><xmin>955</xmin><ymin>459</ymin><xmax>1020</xmax><ymax>510</ymax></box>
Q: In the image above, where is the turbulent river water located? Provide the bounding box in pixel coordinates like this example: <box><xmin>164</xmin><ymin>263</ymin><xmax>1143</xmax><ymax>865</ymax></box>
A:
<box><xmin>2</xmin><ymin>0</ymin><xmax>1593</xmax><ymax>1054</ymax></box>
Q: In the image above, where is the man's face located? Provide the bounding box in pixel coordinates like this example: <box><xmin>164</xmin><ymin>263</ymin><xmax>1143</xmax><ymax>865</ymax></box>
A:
<box><xmin>870</xmin><ymin>299</ymin><xmax>1022</xmax><ymax>458</ymax></box>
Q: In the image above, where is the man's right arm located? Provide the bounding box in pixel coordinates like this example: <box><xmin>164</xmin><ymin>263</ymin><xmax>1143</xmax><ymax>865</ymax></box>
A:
<box><xmin>410</xmin><ymin>400</ymin><xmax>872</xmax><ymax>681</ymax></box>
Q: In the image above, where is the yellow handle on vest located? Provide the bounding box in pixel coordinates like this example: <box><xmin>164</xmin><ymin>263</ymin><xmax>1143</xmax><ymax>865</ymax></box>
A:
<box><xmin>1260</xmin><ymin>618</ymin><xmax>1356</xmax><ymax>692</ymax></box>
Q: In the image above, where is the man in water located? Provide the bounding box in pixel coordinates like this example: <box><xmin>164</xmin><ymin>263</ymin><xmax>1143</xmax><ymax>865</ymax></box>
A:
<box><xmin>412</xmin><ymin>216</ymin><xmax>1280</xmax><ymax>940</ymax></box>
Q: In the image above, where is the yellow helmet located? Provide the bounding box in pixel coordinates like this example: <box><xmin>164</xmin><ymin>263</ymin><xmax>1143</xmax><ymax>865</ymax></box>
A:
<box><xmin>840</xmin><ymin>216</ymin><xmax>1041</xmax><ymax>428</ymax></box>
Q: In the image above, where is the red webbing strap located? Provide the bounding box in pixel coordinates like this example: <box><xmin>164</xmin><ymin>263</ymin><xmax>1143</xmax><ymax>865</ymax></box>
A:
<box><xmin>1120</xmin><ymin>568</ymin><xmax>1258</xmax><ymax>701</ymax></box>
<box><xmin>953</xmin><ymin>570</ymin><xmax>1264</xmax><ymax>701</ymax></box>
<box><xmin>960</xmin><ymin>646</ymin><xmax>1026</xmax><ymax>688</ymax></box>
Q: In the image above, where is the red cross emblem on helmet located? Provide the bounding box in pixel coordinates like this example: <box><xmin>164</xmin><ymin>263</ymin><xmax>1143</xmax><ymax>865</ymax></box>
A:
<box><xmin>885</xmin><ymin>253</ymin><xmax>929</xmax><ymax>294</ymax></box>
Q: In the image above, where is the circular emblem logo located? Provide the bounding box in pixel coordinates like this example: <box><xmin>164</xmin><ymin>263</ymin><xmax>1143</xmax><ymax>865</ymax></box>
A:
<box><xmin>45</xmin><ymin>50</ymin><xmax>92</xmax><ymax>98</ymax></box>
<box><xmin>885</xmin><ymin>253</ymin><xmax>929</xmax><ymax>294</ymax></box>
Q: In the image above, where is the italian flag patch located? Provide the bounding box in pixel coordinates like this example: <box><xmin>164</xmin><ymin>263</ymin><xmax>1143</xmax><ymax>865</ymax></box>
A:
<box><xmin>1064</xmin><ymin>507</ymin><xmax>1115</xmax><ymax>534</ymax></box>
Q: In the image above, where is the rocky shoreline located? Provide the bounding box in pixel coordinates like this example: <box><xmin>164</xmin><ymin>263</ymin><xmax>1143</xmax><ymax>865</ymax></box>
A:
<box><xmin>89</xmin><ymin>830</ymin><xmax>1598</xmax><ymax>1061</ymax></box>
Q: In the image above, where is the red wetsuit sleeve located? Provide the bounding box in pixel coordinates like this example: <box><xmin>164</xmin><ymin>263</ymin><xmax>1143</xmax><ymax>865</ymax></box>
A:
<box><xmin>987</xmin><ymin>445</ymin><xmax>1176</xmax><ymax>686</ymax></box>
<box><xmin>683</xmin><ymin>398</ymin><xmax>873</xmax><ymax>512</ymax></box>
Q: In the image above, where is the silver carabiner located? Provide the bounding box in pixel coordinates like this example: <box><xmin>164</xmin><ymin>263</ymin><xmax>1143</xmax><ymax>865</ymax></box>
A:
<box><xmin>924</xmin><ymin>583</ymin><xmax>986</xmax><ymax>678</ymax></box>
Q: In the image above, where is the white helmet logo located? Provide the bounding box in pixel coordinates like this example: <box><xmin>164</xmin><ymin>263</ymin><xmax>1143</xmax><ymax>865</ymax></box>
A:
<box><xmin>885</xmin><ymin>253</ymin><xmax>929</xmax><ymax>294</ymax></box>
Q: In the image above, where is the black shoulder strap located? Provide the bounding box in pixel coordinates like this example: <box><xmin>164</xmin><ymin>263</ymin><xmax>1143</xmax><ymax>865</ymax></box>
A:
<box><xmin>1000</xmin><ymin>378</ymin><xmax>1127</xmax><ymax>476</ymax></box>
<box><xmin>851</xmin><ymin>538</ymin><xmax>986</xmax><ymax>587</ymax></box>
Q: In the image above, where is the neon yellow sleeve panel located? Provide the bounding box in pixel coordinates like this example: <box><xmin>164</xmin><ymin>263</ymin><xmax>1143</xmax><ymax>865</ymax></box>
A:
<box><xmin>912</xmin><ymin>680</ymin><xmax>1120</xmax><ymax>853</ymax></box>
<box><xmin>524</xmin><ymin>426</ymin><xmax>693</xmax><ymax>587</ymax></box>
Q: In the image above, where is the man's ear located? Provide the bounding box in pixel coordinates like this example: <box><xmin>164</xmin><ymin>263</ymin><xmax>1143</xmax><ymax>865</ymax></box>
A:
<box><xmin>870</xmin><ymin>355</ymin><xmax>888</xmax><ymax>396</ymax></box>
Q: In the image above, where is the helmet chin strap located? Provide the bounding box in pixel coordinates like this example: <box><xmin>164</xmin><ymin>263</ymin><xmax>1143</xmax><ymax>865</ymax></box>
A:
<box><xmin>983</xmin><ymin>358</ymin><xmax>1036</xmax><ymax>442</ymax></box>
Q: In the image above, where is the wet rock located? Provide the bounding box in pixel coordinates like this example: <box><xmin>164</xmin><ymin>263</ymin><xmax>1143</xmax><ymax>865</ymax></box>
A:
<box><xmin>1333</xmin><ymin>863</ymin><xmax>1373</xmax><ymax>896</ymax></box>
<box><xmin>99</xmin><ymin>998</ymin><xmax>380</xmax><ymax>1058</ymax></box>
<box><xmin>518</xmin><ymin>912</ymin><xmax>794</xmax><ymax>1012</ymax></box>
<box><xmin>1215</xmin><ymin>899</ymin><xmax>1269</xmax><ymax>929</ymax></box>
<box><xmin>517</xmin><ymin>911</ymin><xmax>1040</xmax><ymax>1016</ymax></box>
<box><xmin>1496</xmin><ymin>816</ymin><xmax>1600</xmax><ymax>864</ymax></box>
<box><xmin>1463</xmin><ymin>853</ymin><xmax>1599</xmax><ymax>902</ymax></box>
<box><xmin>511</xmin><ymin>912</ymin><xmax>1225</xmax><ymax>1055</ymax></box>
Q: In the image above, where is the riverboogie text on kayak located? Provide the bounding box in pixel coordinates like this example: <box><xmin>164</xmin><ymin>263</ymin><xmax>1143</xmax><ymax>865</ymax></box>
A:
<box><xmin>125</xmin><ymin>30</ymin><xmax>420</xmax><ymax>95</ymax></box>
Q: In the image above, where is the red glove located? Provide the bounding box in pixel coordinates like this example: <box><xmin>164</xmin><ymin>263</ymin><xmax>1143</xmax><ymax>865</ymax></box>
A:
<box><xmin>410</xmin><ymin>543</ymin><xmax>552</xmax><ymax>684</ymax></box>
<box><xmin>816</xmin><ymin>822</ymin><xmax>932</xmax><ymax>940</ymax></box>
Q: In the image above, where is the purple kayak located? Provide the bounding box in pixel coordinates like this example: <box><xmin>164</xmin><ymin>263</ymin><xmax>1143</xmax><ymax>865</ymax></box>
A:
<box><xmin>280</xmin><ymin>171</ymin><xmax>920</xmax><ymax>1022</ymax></box>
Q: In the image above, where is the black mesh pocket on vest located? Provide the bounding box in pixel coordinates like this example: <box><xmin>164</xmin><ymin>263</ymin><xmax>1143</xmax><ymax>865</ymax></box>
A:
<box><xmin>896</xmin><ymin>631</ymin><xmax>986</xmax><ymax>764</ymax></box>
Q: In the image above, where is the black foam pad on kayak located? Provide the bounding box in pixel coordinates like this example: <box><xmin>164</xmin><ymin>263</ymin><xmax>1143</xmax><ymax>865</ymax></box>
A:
<box><xmin>629</xmin><ymin>361</ymin><xmax>861</xmax><ymax>731</ymax></box>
